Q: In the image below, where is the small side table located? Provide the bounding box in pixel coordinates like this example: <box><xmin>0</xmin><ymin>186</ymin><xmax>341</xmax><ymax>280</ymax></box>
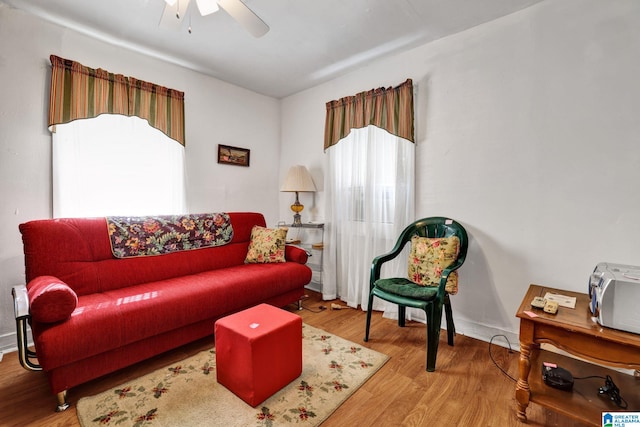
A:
<box><xmin>281</xmin><ymin>222</ymin><xmax>324</xmax><ymax>292</ymax></box>
<box><xmin>515</xmin><ymin>284</ymin><xmax>640</xmax><ymax>425</ymax></box>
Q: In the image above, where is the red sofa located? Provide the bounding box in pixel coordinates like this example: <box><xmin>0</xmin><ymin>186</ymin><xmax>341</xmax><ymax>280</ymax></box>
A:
<box><xmin>12</xmin><ymin>212</ymin><xmax>311</xmax><ymax>411</ymax></box>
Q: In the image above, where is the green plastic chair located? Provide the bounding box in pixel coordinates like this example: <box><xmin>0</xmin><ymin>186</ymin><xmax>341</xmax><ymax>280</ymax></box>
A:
<box><xmin>364</xmin><ymin>217</ymin><xmax>468</xmax><ymax>371</ymax></box>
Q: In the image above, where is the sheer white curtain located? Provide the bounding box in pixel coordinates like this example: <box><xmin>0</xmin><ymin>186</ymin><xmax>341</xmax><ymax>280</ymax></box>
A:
<box><xmin>324</xmin><ymin>125</ymin><xmax>415</xmax><ymax>314</ymax></box>
<box><xmin>53</xmin><ymin>114</ymin><xmax>186</xmax><ymax>218</ymax></box>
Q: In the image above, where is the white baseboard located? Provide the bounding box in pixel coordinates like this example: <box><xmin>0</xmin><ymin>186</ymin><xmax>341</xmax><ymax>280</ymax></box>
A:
<box><xmin>386</xmin><ymin>309</ymin><xmax>521</xmax><ymax>351</ymax></box>
<box><xmin>454</xmin><ymin>318</ymin><xmax>520</xmax><ymax>352</ymax></box>
<box><xmin>305</xmin><ymin>282</ymin><xmax>322</xmax><ymax>293</ymax></box>
<box><xmin>0</xmin><ymin>331</ymin><xmax>19</xmax><ymax>357</ymax></box>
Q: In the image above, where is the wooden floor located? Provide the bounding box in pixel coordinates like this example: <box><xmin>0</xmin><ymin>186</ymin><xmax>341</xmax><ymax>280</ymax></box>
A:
<box><xmin>0</xmin><ymin>291</ymin><xmax>589</xmax><ymax>427</ymax></box>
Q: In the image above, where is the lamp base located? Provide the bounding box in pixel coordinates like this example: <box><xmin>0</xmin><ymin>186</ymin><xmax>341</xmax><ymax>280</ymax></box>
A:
<box><xmin>292</xmin><ymin>213</ymin><xmax>302</xmax><ymax>226</ymax></box>
<box><xmin>290</xmin><ymin>191</ymin><xmax>304</xmax><ymax>226</ymax></box>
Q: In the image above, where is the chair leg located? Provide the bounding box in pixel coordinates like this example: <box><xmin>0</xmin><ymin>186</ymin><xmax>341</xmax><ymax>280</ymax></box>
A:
<box><xmin>444</xmin><ymin>296</ymin><xmax>455</xmax><ymax>346</ymax></box>
<box><xmin>364</xmin><ymin>292</ymin><xmax>375</xmax><ymax>342</ymax></box>
<box><xmin>425</xmin><ymin>303</ymin><xmax>444</xmax><ymax>372</ymax></box>
<box><xmin>398</xmin><ymin>305</ymin><xmax>406</xmax><ymax>327</ymax></box>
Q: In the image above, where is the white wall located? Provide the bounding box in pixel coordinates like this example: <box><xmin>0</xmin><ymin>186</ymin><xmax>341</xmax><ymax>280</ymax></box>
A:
<box><xmin>280</xmin><ymin>0</ymin><xmax>640</xmax><ymax>345</ymax></box>
<box><xmin>0</xmin><ymin>6</ymin><xmax>281</xmax><ymax>352</ymax></box>
<box><xmin>2</xmin><ymin>0</ymin><xmax>639</xmax><ymax>355</ymax></box>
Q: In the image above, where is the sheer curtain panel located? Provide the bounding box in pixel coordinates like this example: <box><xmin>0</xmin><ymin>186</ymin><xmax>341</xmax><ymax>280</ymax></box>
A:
<box><xmin>324</xmin><ymin>126</ymin><xmax>414</xmax><ymax>312</ymax></box>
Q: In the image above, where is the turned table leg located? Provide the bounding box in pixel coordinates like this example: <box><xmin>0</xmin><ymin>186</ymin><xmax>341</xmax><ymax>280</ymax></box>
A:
<box><xmin>515</xmin><ymin>342</ymin><xmax>533</xmax><ymax>422</ymax></box>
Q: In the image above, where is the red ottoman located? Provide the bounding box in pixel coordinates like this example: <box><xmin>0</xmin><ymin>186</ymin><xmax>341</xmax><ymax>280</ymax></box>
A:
<box><xmin>214</xmin><ymin>303</ymin><xmax>302</xmax><ymax>406</ymax></box>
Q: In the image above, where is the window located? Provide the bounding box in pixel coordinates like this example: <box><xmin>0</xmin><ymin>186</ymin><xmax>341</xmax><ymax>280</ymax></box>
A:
<box><xmin>345</xmin><ymin>135</ymin><xmax>400</xmax><ymax>224</ymax></box>
<box><xmin>52</xmin><ymin>114</ymin><xmax>186</xmax><ymax>218</ymax></box>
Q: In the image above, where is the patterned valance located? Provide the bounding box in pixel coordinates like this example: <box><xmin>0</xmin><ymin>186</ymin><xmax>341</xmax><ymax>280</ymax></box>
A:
<box><xmin>48</xmin><ymin>55</ymin><xmax>186</xmax><ymax>146</ymax></box>
<box><xmin>107</xmin><ymin>213</ymin><xmax>233</xmax><ymax>258</ymax></box>
<box><xmin>324</xmin><ymin>78</ymin><xmax>414</xmax><ymax>150</ymax></box>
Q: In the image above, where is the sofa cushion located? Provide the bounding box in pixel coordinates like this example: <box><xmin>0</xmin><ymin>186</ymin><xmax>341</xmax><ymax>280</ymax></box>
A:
<box><xmin>407</xmin><ymin>235</ymin><xmax>460</xmax><ymax>294</ymax></box>
<box><xmin>28</xmin><ymin>276</ymin><xmax>78</xmax><ymax>323</ymax></box>
<box><xmin>244</xmin><ymin>226</ymin><xmax>287</xmax><ymax>263</ymax></box>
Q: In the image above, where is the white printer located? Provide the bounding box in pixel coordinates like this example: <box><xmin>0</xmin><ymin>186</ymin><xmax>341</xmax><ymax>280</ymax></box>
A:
<box><xmin>589</xmin><ymin>262</ymin><xmax>640</xmax><ymax>335</ymax></box>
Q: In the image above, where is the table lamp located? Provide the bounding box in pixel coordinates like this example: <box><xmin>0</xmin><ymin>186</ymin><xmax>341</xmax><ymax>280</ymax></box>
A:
<box><xmin>280</xmin><ymin>165</ymin><xmax>316</xmax><ymax>225</ymax></box>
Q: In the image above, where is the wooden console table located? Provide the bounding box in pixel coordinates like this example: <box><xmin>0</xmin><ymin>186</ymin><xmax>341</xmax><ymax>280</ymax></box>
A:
<box><xmin>515</xmin><ymin>284</ymin><xmax>640</xmax><ymax>425</ymax></box>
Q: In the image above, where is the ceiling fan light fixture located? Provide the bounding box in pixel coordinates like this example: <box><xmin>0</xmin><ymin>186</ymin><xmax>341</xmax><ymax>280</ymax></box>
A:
<box><xmin>196</xmin><ymin>0</ymin><xmax>219</xmax><ymax>16</ymax></box>
<box><xmin>160</xmin><ymin>0</ymin><xmax>267</xmax><ymax>38</ymax></box>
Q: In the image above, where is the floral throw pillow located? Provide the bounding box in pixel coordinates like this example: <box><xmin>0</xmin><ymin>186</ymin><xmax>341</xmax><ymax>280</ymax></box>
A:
<box><xmin>245</xmin><ymin>226</ymin><xmax>288</xmax><ymax>263</ymax></box>
<box><xmin>407</xmin><ymin>235</ymin><xmax>461</xmax><ymax>295</ymax></box>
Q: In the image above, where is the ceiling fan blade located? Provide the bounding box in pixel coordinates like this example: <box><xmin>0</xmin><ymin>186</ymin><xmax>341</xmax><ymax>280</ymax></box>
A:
<box><xmin>195</xmin><ymin>0</ymin><xmax>219</xmax><ymax>16</ymax></box>
<box><xmin>217</xmin><ymin>0</ymin><xmax>269</xmax><ymax>38</ymax></box>
<box><xmin>159</xmin><ymin>0</ymin><xmax>191</xmax><ymax>30</ymax></box>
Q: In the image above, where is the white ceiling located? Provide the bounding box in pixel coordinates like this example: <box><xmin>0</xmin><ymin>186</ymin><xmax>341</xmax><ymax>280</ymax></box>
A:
<box><xmin>1</xmin><ymin>0</ymin><xmax>543</xmax><ymax>98</ymax></box>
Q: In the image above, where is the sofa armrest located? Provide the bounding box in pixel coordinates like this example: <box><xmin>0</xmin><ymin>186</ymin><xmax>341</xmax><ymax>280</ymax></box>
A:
<box><xmin>27</xmin><ymin>276</ymin><xmax>78</xmax><ymax>324</ymax></box>
<box><xmin>13</xmin><ymin>284</ymin><xmax>30</xmax><ymax>320</ymax></box>
<box><xmin>285</xmin><ymin>245</ymin><xmax>309</xmax><ymax>264</ymax></box>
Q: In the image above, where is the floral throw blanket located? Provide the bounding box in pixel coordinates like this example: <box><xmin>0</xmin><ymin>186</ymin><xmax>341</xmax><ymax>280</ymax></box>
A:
<box><xmin>106</xmin><ymin>213</ymin><xmax>234</xmax><ymax>258</ymax></box>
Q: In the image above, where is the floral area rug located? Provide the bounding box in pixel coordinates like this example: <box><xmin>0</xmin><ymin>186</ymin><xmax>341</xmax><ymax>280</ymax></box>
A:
<box><xmin>76</xmin><ymin>324</ymin><xmax>388</xmax><ymax>426</ymax></box>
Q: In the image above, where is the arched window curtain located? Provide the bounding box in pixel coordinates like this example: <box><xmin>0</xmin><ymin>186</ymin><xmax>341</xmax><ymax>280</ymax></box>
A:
<box><xmin>323</xmin><ymin>79</ymin><xmax>415</xmax><ymax>316</ymax></box>
<box><xmin>324</xmin><ymin>78</ymin><xmax>414</xmax><ymax>150</ymax></box>
<box><xmin>48</xmin><ymin>55</ymin><xmax>185</xmax><ymax>146</ymax></box>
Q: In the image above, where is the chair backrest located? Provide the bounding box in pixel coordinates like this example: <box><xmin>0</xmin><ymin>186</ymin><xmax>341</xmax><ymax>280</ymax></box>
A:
<box><xmin>398</xmin><ymin>217</ymin><xmax>469</xmax><ymax>266</ymax></box>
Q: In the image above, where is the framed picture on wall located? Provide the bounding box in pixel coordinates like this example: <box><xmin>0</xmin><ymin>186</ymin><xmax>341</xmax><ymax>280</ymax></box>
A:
<box><xmin>217</xmin><ymin>144</ymin><xmax>250</xmax><ymax>167</ymax></box>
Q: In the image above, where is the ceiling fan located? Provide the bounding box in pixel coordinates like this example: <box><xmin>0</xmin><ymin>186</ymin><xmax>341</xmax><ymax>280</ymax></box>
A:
<box><xmin>160</xmin><ymin>0</ymin><xmax>269</xmax><ymax>38</ymax></box>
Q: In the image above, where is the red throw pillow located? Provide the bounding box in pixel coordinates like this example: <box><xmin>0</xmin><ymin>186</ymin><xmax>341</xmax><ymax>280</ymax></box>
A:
<box><xmin>28</xmin><ymin>276</ymin><xmax>78</xmax><ymax>323</ymax></box>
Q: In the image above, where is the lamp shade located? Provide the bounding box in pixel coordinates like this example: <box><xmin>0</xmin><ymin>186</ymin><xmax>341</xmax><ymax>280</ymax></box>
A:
<box><xmin>280</xmin><ymin>165</ymin><xmax>316</xmax><ymax>192</ymax></box>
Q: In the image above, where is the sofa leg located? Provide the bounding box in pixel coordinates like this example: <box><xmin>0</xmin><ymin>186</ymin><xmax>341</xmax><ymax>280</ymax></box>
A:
<box><xmin>298</xmin><ymin>299</ymin><xmax>302</xmax><ymax>310</ymax></box>
<box><xmin>56</xmin><ymin>391</ymin><xmax>70</xmax><ymax>412</ymax></box>
<box><xmin>13</xmin><ymin>286</ymin><xmax>42</xmax><ymax>372</ymax></box>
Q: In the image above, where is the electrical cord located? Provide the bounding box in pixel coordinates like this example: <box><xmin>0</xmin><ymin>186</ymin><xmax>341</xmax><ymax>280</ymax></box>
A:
<box><xmin>599</xmin><ymin>375</ymin><xmax>627</xmax><ymax>408</ymax></box>
<box><xmin>574</xmin><ymin>375</ymin><xmax>628</xmax><ymax>409</ymax></box>
<box><xmin>298</xmin><ymin>302</ymin><xmax>327</xmax><ymax>313</ymax></box>
<box><xmin>489</xmin><ymin>334</ymin><xmax>517</xmax><ymax>383</ymax></box>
